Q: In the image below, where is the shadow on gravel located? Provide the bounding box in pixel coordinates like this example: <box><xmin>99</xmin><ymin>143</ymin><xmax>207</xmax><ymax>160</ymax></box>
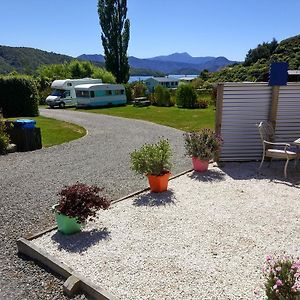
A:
<box><xmin>188</xmin><ymin>169</ymin><xmax>226</xmax><ymax>182</ymax></box>
<box><xmin>133</xmin><ymin>190</ymin><xmax>176</xmax><ymax>207</ymax></box>
<box><xmin>51</xmin><ymin>228</ymin><xmax>110</xmax><ymax>253</ymax></box>
<box><xmin>218</xmin><ymin>162</ymin><xmax>300</xmax><ymax>188</ymax></box>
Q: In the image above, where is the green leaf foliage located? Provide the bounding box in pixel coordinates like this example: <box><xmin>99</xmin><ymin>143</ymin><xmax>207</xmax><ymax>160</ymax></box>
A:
<box><xmin>0</xmin><ymin>75</ymin><xmax>39</xmax><ymax>118</ymax></box>
<box><xmin>130</xmin><ymin>139</ymin><xmax>172</xmax><ymax>176</ymax></box>
<box><xmin>98</xmin><ymin>0</ymin><xmax>130</xmax><ymax>83</ymax></box>
<box><xmin>199</xmin><ymin>34</ymin><xmax>300</xmax><ymax>86</ymax></box>
<box><xmin>0</xmin><ymin>45</ymin><xmax>72</xmax><ymax>74</ymax></box>
<box><xmin>154</xmin><ymin>85</ymin><xmax>173</xmax><ymax>107</ymax></box>
<box><xmin>0</xmin><ymin>121</ymin><xmax>10</xmax><ymax>154</ymax></box>
<box><xmin>132</xmin><ymin>81</ymin><xmax>147</xmax><ymax>98</ymax></box>
<box><xmin>37</xmin><ymin>60</ymin><xmax>116</xmax><ymax>83</ymax></box>
<box><xmin>184</xmin><ymin>129</ymin><xmax>222</xmax><ymax>160</ymax></box>
<box><xmin>176</xmin><ymin>84</ymin><xmax>197</xmax><ymax>108</ymax></box>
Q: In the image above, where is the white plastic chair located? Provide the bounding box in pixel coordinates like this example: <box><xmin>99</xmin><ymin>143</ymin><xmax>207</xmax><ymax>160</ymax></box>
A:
<box><xmin>257</xmin><ymin>121</ymin><xmax>297</xmax><ymax>178</ymax></box>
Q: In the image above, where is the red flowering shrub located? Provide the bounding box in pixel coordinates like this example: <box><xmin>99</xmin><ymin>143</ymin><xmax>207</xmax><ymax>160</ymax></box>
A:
<box><xmin>57</xmin><ymin>182</ymin><xmax>110</xmax><ymax>224</ymax></box>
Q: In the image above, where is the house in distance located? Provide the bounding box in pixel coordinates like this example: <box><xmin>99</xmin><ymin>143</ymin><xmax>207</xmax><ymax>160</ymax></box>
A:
<box><xmin>145</xmin><ymin>77</ymin><xmax>179</xmax><ymax>93</ymax></box>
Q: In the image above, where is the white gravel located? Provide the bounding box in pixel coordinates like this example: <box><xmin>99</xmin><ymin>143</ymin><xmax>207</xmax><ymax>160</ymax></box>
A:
<box><xmin>32</xmin><ymin>162</ymin><xmax>300</xmax><ymax>300</ymax></box>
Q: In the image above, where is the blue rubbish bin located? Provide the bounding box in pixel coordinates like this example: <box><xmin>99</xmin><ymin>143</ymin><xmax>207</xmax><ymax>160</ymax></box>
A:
<box><xmin>14</xmin><ymin>119</ymin><xmax>36</xmax><ymax>129</ymax></box>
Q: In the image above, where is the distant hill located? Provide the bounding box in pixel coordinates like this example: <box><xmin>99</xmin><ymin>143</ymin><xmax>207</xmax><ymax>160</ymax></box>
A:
<box><xmin>78</xmin><ymin>52</ymin><xmax>236</xmax><ymax>75</ymax></box>
<box><xmin>0</xmin><ymin>45</ymin><xmax>73</xmax><ymax>74</ymax></box>
<box><xmin>202</xmin><ymin>34</ymin><xmax>300</xmax><ymax>84</ymax></box>
<box><xmin>0</xmin><ymin>47</ymin><xmax>164</xmax><ymax>77</ymax></box>
<box><xmin>149</xmin><ymin>52</ymin><xmax>215</xmax><ymax>65</ymax></box>
<box><xmin>77</xmin><ymin>54</ymin><xmax>165</xmax><ymax>76</ymax></box>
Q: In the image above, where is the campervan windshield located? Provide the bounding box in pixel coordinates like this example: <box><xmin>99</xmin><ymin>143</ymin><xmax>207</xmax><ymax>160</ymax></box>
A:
<box><xmin>51</xmin><ymin>89</ymin><xmax>70</xmax><ymax>98</ymax></box>
<box><xmin>51</xmin><ymin>89</ymin><xmax>64</xmax><ymax>96</ymax></box>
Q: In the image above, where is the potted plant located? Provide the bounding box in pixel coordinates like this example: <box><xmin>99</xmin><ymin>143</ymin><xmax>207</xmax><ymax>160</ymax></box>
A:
<box><xmin>52</xmin><ymin>182</ymin><xmax>110</xmax><ymax>235</ymax></box>
<box><xmin>130</xmin><ymin>139</ymin><xmax>172</xmax><ymax>192</ymax></box>
<box><xmin>184</xmin><ymin>129</ymin><xmax>222</xmax><ymax>172</ymax></box>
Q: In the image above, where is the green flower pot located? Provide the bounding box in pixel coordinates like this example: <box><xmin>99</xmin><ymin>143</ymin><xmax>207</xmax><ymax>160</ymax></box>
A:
<box><xmin>52</xmin><ymin>205</ymin><xmax>82</xmax><ymax>235</ymax></box>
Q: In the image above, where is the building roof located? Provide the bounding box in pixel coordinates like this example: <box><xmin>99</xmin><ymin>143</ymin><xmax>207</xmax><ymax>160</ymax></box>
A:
<box><xmin>179</xmin><ymin>77</ymin><xmax>194</xmax><ymax>81</ymax></box>
<box><xmin>148</xmin><ymin>77</ymin><xmax>179</xmax><ymax>82</ymax></box>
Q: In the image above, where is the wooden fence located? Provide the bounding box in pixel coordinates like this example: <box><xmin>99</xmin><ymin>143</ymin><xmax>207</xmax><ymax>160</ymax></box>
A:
<box><xmin>215</xmin><ymin>82</ymin><xmax>300</xmax><ymax>161</ymax></box>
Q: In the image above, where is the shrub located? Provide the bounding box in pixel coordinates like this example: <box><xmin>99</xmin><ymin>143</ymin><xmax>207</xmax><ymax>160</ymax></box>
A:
<box><xmin>132</xmin><ymin>82</ymin><xmax>147</xmax><ymax>98</ymax></box>
<box><xmin>56</xmin><ymin>182</ymin><xmax>110</xmax><ymax>224</ymax></box>
<box><xmin>124</xmin><ymin>83</ymin><xmax>133</xmax><ymax>103</ymax></box>
<box><xmin>130</xmin><ymin>139</ymin><xmax>172</xmax><ymax>176</ymax></box>
<box><xmin>197</xmin><ymin>98</ymin><xmax>209</xmax><ymax>108</ymax></box>
<box><xmin>154</xmin><ymin>85</ymin><xmax>173</xmax><ymax>107</ymax></box>
<box><xmin>263</xmin><ymin>255</ymin><xmax>300</xmax><ymax>299</ymax></box>
<box><xmin>184</xmin><ymin>129</ymin><xmax>222</xmax><ymax>160</ymax></box>
<box><xmin>0</xmin><ymin>75</ymin><xmax>39</xmax><ymax>118</ymax></box>
<box><xmin>176</xmin><ymin>84</ymin><xmax>197</xmax><ymax>108</ymax></box>
<box><xmin>0</xmin><ymin>121</ymin><xmax>10</xmax><ymax>154</ymax></box>
<box><xmin>36</xmin><ymin>76</ymin><xmax>52</xmax><ymax>105</ymax></box>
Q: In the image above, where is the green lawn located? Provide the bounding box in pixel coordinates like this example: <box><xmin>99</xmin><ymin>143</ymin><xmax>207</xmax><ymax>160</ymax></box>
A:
<box><xmin>9</xmin><ymin>116</ymin><xmax>86</xmax><ymax>147</ymax></box>
<box><xmin>77</xmin><ymin>105</ymin><xmax>215</xmax><ymax>132</ymax></box>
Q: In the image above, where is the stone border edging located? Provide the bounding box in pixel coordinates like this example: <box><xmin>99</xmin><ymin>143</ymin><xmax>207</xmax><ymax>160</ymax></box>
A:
<box><xmin>17</xmin><ymin>168</ymin><xmax>194</xmax><ymax>299</ymax></box>
<box><xmin>17</xmin><ymin>238</ymin><xmax>117</xmax><ymax>299</ymax></box>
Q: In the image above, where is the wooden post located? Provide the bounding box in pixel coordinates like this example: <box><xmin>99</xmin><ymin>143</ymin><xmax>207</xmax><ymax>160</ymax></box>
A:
<box><xmin>269</xmin><ymin>85</ymin><xmax>280</xmax><ymax>141</ymax></box>
<box><xmin>215</xmin><ymin>83</ymin><xmax>224</xmax><ymax>162</ymax></box>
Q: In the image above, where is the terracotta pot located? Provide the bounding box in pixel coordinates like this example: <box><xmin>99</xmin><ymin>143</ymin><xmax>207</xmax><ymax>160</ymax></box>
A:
<box><xmin>147</xmin><ymin>172</ymin><xmax>171</xmax><ymax>193</ymax></box>
<box><xmin>192</xmin><ymin>157</ymin><xmax>209</xmax><ymax>172</ymax></box>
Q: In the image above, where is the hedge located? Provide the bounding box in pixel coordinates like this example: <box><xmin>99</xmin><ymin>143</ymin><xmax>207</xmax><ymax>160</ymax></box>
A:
<box><xmin>0</xmin><ymin>75</ymin><xmax>39</xmax><ymax>118</ymax></box>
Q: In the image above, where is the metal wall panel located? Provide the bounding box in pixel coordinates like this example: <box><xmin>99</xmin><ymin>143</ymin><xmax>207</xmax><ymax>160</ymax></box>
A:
<box><xmin>276</xmin><ymin>84</ymin><xmax>300</xmax><ymax>143</ymax></box>
<box><xmin>219</xmin><ymin>82</ymin><xmax>300</xmax><ymax>161</ymax></box>
<box><xmin>219</xmin><ymin>83</ymin><xmax>272</xmax><ymax>161</ymax></box>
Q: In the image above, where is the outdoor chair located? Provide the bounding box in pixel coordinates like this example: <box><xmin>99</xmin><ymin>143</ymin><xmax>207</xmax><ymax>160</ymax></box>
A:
<box><xmin>257</xmin><ymin>121</ymin><xmax>297</xmax><ymax>178</ymax></box>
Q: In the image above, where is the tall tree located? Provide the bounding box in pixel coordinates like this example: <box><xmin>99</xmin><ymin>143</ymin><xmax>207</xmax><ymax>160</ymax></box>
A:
<box><xmin>98</xmin><ymin>0</ymin><xmax>130</xmax><ymax>83</ymax></box>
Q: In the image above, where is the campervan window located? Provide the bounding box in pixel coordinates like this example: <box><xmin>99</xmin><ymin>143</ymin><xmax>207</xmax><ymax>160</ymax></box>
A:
<box><xmin>105</xmin><ymin>90</ymin><xmax>112</xmax><ymax>95</ymax></box>
<box><xmin>90</xmin><ymin>91</ymin><xmax>95</xmax><ymax>98</ymax></box>
<box><xmin>51</xmin><ymin>89</ymin><xmax>64</xmax><ymax>96</ymax></box>
<box><xmin>61</xmin><ymin>90</ymin><xmax>70</xmax><ymax>98</ymax></box>
<box><xmin>76</xmin><ymin>90</ymin><xmax>90</xmax><ymax>98</ymax></box>
<box><xmin>114</xmin><ymin>90</ymin><xmax>124</xmax><ymax>95</ymax></box>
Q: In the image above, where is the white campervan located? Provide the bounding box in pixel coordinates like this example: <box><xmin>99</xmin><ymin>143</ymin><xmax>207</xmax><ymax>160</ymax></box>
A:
<box><xmin>45</xmin><ymin>78</ymin><xmax>102</xmax><ymax>108</ymax></box>
<box><xmin>75</xmin><ymin>83</ymin><xmax>127</xmax><ymax>108</ymax></box>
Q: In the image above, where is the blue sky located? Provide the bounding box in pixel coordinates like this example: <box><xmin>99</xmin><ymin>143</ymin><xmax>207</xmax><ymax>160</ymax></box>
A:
<box><xmin>1</xmin><ymin>0</ymin><xmax>300</xmax><ymax>61</ymax></box>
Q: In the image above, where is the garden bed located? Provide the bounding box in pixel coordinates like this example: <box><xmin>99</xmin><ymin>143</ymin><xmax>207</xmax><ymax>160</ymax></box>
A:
<box><xmin>30</xmin><ymin>162</ymin><xmax>300</xmax><ymax>299</ymax></box>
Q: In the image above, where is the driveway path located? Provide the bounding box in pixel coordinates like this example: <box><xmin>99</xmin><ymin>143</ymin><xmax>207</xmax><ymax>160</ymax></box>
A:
<box><xmin>0</xmin><ymin>108</ymin><xmax>191</xmax><ymax>300</ymax></box>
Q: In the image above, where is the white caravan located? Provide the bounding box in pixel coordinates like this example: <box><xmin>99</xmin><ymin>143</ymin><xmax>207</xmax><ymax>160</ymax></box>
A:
<box><xmin>45</xmin><ymin>78</ymin><xmax>102</xmax><ymax>108</ymax></box>
<box><xmin>75</xmin><ymin>83</ymin><xmax>127</xmax><ymax>108</ymax></box>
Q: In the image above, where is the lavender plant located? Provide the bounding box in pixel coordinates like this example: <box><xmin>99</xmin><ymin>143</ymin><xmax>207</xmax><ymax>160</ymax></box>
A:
<box><xmin>184</xmin><ymin>128</ymin><xmax>222</xmax><ymax>160</ymax></box>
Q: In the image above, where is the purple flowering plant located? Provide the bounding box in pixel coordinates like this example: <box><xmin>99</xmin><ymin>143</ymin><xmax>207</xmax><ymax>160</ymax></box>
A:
<box><xmin>263</xmin><ymin>255</ymin><xmax>300</xmax><ymax>300</ymax></box>
<box><xmin>184</xmin><ymin>128</ymin><xmax>223</xmax><ymax>160</ymax></box>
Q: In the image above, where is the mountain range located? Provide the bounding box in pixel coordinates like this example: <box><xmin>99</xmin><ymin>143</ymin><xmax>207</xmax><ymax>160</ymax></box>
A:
<box><xmin>78</xmin><ymin>52</ymin><xmax>236</xmax><ymax>74</ymax></box>
<box><xmin>0</xmin><ymin>45</ymin><xmax>236</xmax><ymax>76</ymax></box>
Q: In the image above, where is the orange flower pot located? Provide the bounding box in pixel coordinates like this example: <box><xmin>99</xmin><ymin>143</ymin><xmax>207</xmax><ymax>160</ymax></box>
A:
<box><xmin>147</xmin><ymin>172</ymin><xmax>171</xmax><ymax>193</ymax></box>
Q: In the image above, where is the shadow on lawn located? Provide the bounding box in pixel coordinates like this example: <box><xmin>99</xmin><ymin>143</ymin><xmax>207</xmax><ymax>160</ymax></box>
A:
<box><xmin>188</xmin><ymin>168</ymin><xmax>226</xmax><ymax>182</ymax></box>
<box><xmin>51</xmin><ymin>228</ymin><xmax>110</xmax><ymax>253</ymax></box>
<box><xmin>133</xmin><ymin>190</ymin><xmax>176</xmax><ymax>207</ymax></box>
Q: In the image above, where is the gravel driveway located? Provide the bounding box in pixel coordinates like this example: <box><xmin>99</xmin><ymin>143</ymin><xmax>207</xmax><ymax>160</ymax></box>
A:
<box><xmin>0</xmin><ymin>108</ymin><xmax>191</xmax><ymax>300</ymax></box>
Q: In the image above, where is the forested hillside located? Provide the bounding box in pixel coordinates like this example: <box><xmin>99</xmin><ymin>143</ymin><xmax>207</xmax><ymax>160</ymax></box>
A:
<box><xmin>0</xmin><ymin>46</ymin><xmax>72</xmax><ymax>74</ymax></box>
<box><xmin>201</xmin><ymin>35</ymin><xmax>300</xmax><ymax>86</ymax></box>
